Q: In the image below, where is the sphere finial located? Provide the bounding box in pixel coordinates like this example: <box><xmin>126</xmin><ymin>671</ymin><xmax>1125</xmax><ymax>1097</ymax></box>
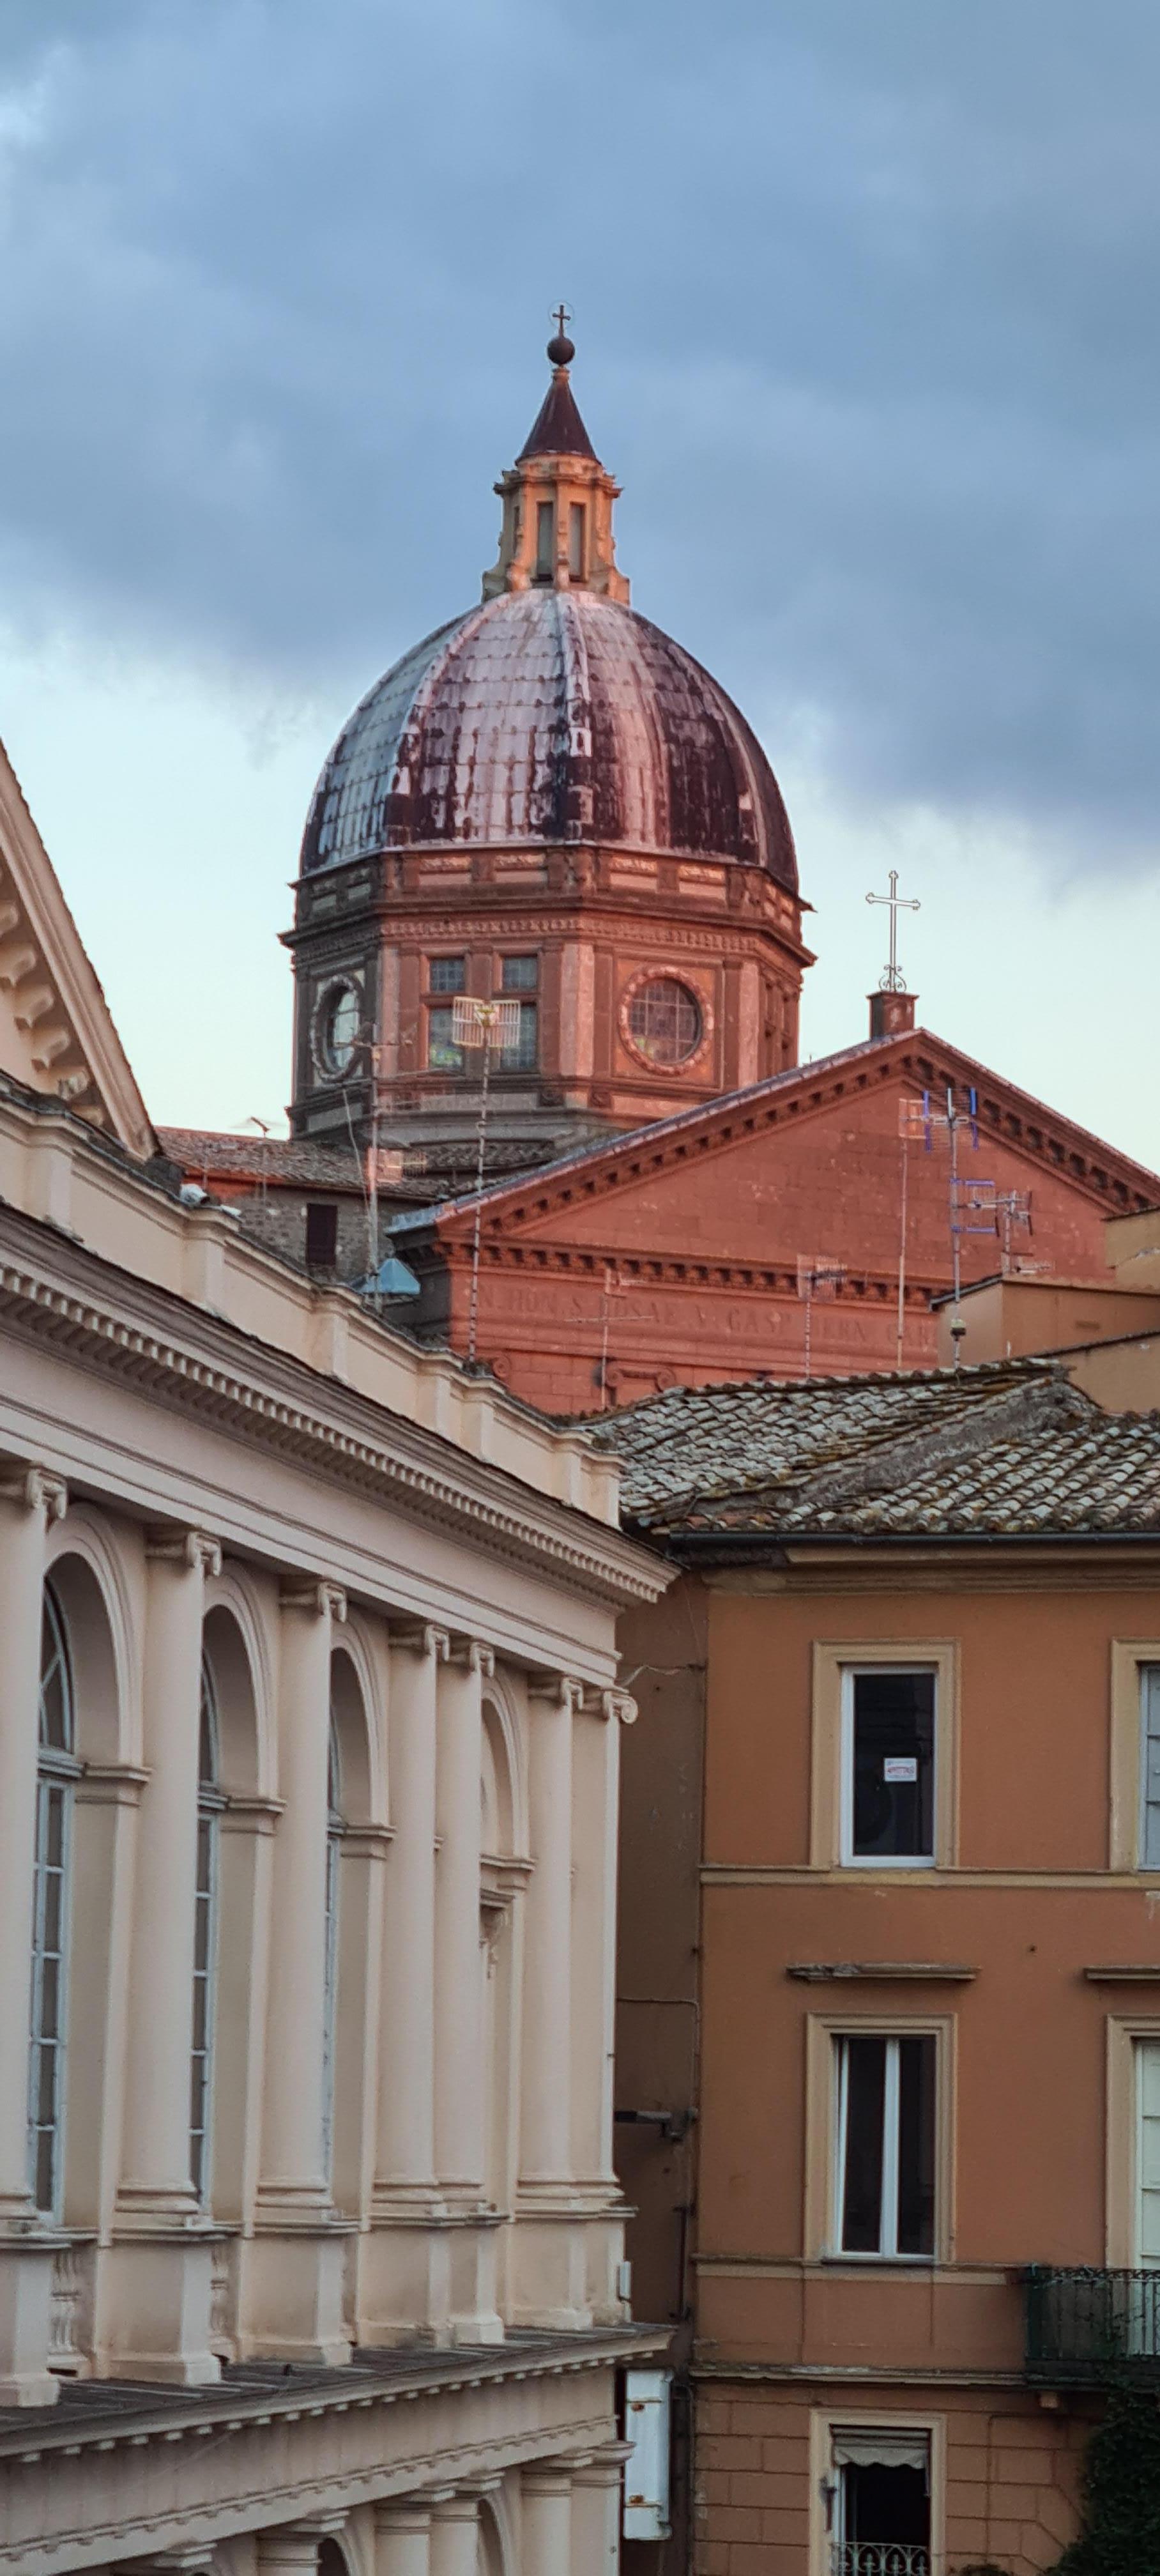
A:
<box><xmin>547</xmin><ymin>302</ymin><xmax>575</xmax><ymax>369</ymax></box>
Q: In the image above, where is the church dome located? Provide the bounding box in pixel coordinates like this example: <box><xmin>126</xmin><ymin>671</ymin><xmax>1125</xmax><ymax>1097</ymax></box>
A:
<box><xmin>300</xmin><ymin>586</ymin><xmax>798</xmax><ymax>889</ymax></box>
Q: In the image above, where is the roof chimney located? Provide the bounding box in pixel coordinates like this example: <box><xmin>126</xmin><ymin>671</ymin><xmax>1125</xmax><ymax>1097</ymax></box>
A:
<box><xmin>869</xmin><ymin>989</ymin><xmax>916</xmax><ymax>1039</ymax></box>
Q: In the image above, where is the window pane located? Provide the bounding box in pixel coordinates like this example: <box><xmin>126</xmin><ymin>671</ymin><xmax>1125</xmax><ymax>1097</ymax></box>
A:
<box><xmin>1143</xmin><ymin>1668</ymin><xmax>1160</xmax><ymax>1866</ymax></box>
<box><xmin>896</xmin><ymin>2035</ymin><xmax>936</xmax><ymax>2255</ymax></box>
<box><xmin>535</xmin><ymin>500</ymin><xmax>554</xmax><ymax>578</ymax></box>
<box><xmin>429</xmin><ymin>955</ymin><xmax>466</xmax><ymax>995</ymax></box>
<box><xmin>500</xmin><ymin>955</ymin><xmax>538</xmax><ymax>992</ymax></box>
<box><xmin>627</xmin><ymin>977</ymin><xmax>703</xmax><ymax>1068</ymax></box>
<box><xmin>34</xmin><ymin>2129</ymin><xmax>54</xmax><ymax>2214</ymax></box>
<box><xmin>499</xmin><ymin>1001</ymin><xmax>537</xmax><ymax>1071</ymax></box>
<box><xmin>851</xmin><ymin>1670</ymin><xmax>935</xmax><ymax>1859</ymax></box>
<box><xmin>428</xmin><ymin>1006</ymin><xmax>464</xmax><ymax>1071</ymax></box>
<box><xmin>841</xmin><ymin>2036</ymin><xmax>886</xmax><ymax>2252</ymax></box>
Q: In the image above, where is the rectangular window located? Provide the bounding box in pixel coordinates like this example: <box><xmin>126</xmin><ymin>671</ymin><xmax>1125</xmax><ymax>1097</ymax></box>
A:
<box><xmin>836</xmin><ymin>2034</ymin><xmax>936</xmax><ymax>2259</ymax></box>
<box><xmin>305</xmin><ymin>1201</ymin><xmax>339</xmax><ymax>1271</ymax></box>
<box><xmin>499</xmin><ymin>1000</ymin><xmax>538</xmax><ymax>1071</ymax></box>
<box><xmin>535</xmin><ymin>500</ymin><xmax>555</xmax><ymax>580</ymax></box>
<box><xmin>1141</xmin><ymin>1668</ymin><xmax>1160</xmax><ymax>1867</ymax></box>
<box><xmin>569</xmin><ymin>502</ymin><xmax>586</xmax><ymax>579</ymax></box>
<box><xmin>27</xmin><ymin>1770</ymin><xmax>73</xmax><ymax>2217</ymax></box>
<box><xmin>831</xmin><ymin>2425</ymin><xmax>931</xmax><ymax>2573</ymax></box>
<box><xmin>500</xmin><ymin>954</ymin><xmax>538</xmax><ymax>992</ymax></box>
<box><xmin>189</xmin><ymin>1804</ymin><xmax>218</xmax><ymax>2204</ymax></box>
<box><xmin>429</xmin><ymin>954</ymin><xmax>466</xmax><ymax>994</ymax></box>
<box><xmin>427</xmin><ymin>1004</ymin><xmax>464</xmax><ymax>1071</ymax></box>
<box><xmin>841</xmin><ymin>1668</ymin><xmax>935</xmax><ymax>1865</ymax></box>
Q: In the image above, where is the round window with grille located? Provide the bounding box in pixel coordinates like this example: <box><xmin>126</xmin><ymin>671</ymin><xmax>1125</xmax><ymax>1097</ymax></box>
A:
<box><xmin>625</xmin><ymin>976</ymin><xmax>703</xmax><ymax>1068</ymax></box>
<box><xmin>316</xmin><ymin>981</ymin><xmax>361</xmax><ymax>1077</ymax></box>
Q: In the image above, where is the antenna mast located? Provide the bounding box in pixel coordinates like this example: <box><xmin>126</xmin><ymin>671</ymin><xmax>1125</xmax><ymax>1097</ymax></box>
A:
<box><xmin>452</xmin><ymin>995</ymin><xmax>521</xmax><ymax>1365</ymax></box>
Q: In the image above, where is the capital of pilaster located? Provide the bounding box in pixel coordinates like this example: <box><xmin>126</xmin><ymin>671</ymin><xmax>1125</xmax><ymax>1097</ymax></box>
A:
<box><xmin>146</xmin><ymin>1526</ymin><xmax>222</xmax><ymax>1577</ymax></box>
<box><xmin>372</xmin><ymin>2499</ymin><xmax>432</xmax><ymax>2536</ymax></box>
<box><xmin>0</xmin><ymin>1463</ymin><xmax>67</xmax><ymax>1521</ymax></box>
<box><xmin>279</xmin><ymin>1577</ymin><xmax>347</xmax><ymax>1622</ymax></box>
<box><xmin>528</xmin><ymin>1670</ymin><xmax>585</xmax><ymax>1713</ymax></box>
<box><xmin>392</xmin><ymin>1620</ymin><xmax>450</xmax><ymax>1662</ymax></box>
<box><xmin>601</xmin><ymin>1687</ymin><xmax>637</xmax><ymax>1726</ymax></box>
<box><xmin>521</xmin><ymin>2460</ymin><xmax>575</xmax><ymax>2497</ymax></box>
<box><xmin>447</xmin><ymin>1634</ymin><xmax>496</xmax><ymax>1678</ymax></box>
<box><xmin>571</xmin><ymin>2441</ymin><xmax>632</xmax><ymax>2483</ymax></box>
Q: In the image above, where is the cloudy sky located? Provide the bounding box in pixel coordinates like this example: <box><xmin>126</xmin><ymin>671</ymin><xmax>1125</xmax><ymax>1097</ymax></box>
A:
<box><xmin>1</xmin><ymin>0</ymin><xmax>1157</xmax><ymax>1157</ymax></box>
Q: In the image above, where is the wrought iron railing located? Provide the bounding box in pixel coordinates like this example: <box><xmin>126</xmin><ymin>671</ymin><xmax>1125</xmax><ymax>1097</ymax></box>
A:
<box><xmin>1025</xmin><ymin>2264</ymin><xmax>1160</xmax><ymax>2382</ymax></box>
<box><xmin>832</xmin><ymin>2549</ymin><xmax>930</xmax><ymax>2575</ymax></box>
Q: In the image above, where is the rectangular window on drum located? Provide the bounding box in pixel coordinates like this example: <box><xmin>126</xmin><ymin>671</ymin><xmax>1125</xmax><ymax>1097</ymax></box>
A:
<box><xmin>842</xmin><ymin>1667</ymin><xmax>936</xmax><ymax>1865</ymax></box>
<box><xmin>500</xmin><ymin>955</ymin><xmax>538</xmax><ymax>992</ymax></box>
<box><xmin>569</xmin><ymin>503</ymin><xmax>586</xmax><ymax>579</ymax></box>
<box><xmin>535</xmin><ymin>500</ymin><xmax>554</xmax><ymax>581</ymax></box>
<box><xmin>1141</xmin><ymin>1667</ymin><xmax>1160</xmax><ymax>1867</ymax></box>
<box><xmin>428</xmin><ymin>955</ymin><xmax>466</xmax><ymax>994</ymax></box>
<box><xmin>500</xmin><ymin>1001</ymin><xmax>538</xmax><ymax>1071</ymax></box>
<box><xmin>836</xmin><ymin>2032</ymin><xmax>936</xmax><ymax>2260</ymax></box>
<box><xmin>428</xmin><ymin>1006</ymin><xmax>464</xmax><ymax>1072</ymax></box>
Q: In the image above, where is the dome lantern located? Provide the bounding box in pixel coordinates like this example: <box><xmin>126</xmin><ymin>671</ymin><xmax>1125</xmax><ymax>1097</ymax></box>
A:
<box><xmin>482</xmin><ymin>319</ymin><xmax>630</xmax><ymax>604</ymax></box>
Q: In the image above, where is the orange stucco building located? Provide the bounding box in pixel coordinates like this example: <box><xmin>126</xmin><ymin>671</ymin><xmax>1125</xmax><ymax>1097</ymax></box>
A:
<box><xmin>602</xmin><ymin>1358</ymin><xmax>1160</xmax><ymax>2574</ymax></box>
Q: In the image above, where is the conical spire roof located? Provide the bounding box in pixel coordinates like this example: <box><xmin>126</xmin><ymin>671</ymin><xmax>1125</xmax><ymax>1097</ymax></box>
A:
<box><xmin>517</xmin><ymin>326</ymin><xmax>597</xmax><ymax>461</ymax></box>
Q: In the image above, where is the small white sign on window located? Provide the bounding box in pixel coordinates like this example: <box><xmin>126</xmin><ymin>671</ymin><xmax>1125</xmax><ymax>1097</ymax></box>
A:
<box><xmin>884</xmin><ymin>1756</ymin><xmax>918</xmax><ymax>1783</ymax></box>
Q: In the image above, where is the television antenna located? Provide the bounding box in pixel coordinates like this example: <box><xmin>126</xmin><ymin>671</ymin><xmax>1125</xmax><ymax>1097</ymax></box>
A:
<box><xmin>899</xmin><ymin>1086</ymin><xmax>988</xmax><ymax>1363</ymax></box>
<box><xmin>598</xmin><ymin>1263</ymin><xmax>626</xmax><ymax>1410</ymax></box>
<box><xmin>452</xmin><ymin>995</ymin><xmax>521</xmax><ymax>1365</ymax></box>
<box><xmin>796</xmin><ymin>1255</ymin><xmax>846</xmax><ymax>1380</ymax></box>
<box><xmin>996</xmin><ymin>1188</ymin><xmax>1034</xmax><ymax>1275</ymax></box>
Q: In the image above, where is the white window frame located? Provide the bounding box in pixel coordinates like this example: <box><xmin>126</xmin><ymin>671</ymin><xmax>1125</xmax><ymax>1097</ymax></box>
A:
<box><xmin>1140</xmin><ymin>1666</ymin><xmax>1160</xmax><ymax>1870</ymax></box>
<box><xmin>321</xmin><ymin>1715</ymin><xmax>343</xmax><ymax>2181</ymax></box>
<box><xmin>190</xmin><ymin>1656</ymin><xmax>224</xmax><ymax>2208</ymax></box>
<box><xmin>839</xmin><ymin>1665</ymin><xmax>938</xmax><ymax>1870</ymax></box>
<box><xmin>832</xmin><ymin>2032</ymin><xmax>936</xmax><ymax>2264</ymax></box>
<box><xmin>28</xmin><ymin>1582</ymin><xmax>79</xmax><ymax>2222</ymax></box>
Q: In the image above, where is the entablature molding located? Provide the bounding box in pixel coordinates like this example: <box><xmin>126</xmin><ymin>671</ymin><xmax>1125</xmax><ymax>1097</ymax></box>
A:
<box><xmin>0</xmin><ymin>1226</ymin><xmax>667</xmax><ymax>1611</ymax></box>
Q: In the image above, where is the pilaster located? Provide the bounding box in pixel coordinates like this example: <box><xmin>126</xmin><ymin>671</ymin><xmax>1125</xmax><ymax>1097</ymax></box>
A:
<box><xmin>247</xmin><ymin>1579</ymin><xmax>349</xmax><ymax>2365</ymax></box>
<box><xmin>0</xmin><ymin>1466</ymin><xmax>67</xmax><ymax>2405</ymax></box>
<box><xmin>111</xmin><ymin>1525</ymin><xmax>220</xmax><ymax>2387</ymax></box>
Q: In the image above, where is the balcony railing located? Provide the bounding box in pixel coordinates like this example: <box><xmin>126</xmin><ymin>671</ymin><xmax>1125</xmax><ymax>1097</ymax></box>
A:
<box><xmin>832</xmin><ymin>2549</ymin><xmax>930</xmax><ymax>2576</ymax></box>
<box><xmin>1025</xmin><ymin>2264</ymin><xmax>1160</xmax><ymax>2383</ymax></box>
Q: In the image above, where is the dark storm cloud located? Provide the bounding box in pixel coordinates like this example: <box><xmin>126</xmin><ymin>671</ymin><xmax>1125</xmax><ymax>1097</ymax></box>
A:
<box><xmin>1</xmin><ymin>0</ymin><xmax>1158</xmax><ymax>859</ymax></box>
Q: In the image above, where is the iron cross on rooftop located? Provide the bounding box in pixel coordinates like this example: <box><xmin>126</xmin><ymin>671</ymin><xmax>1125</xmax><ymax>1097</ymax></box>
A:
<box><xmin>866</xmin><ymin>868</ymin><xmax>920</xmax><ymax>993</ymax></box>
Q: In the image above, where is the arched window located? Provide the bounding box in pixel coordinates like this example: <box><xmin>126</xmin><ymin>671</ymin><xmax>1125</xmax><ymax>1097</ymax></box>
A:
<box><xmin>190</xmin><ymin>1655</ymin><xmax>224</xmax><ymax>2205</ymax></box>
<box><xmin>28</xmin><ymin>1582</ymin><xmax>79</xmax><ymax>2216</ymax></box>
<box><xmin>321</xmin><ymin>1713</ymin><xmax>344</xmax><ymax>2178</ymax></box>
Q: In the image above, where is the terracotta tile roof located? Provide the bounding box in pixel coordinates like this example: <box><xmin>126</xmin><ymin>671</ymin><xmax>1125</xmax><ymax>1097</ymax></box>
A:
<box><xmin>591</xmin><ymin>1358</ymin><xmax>1160</xmax><ymax>1540</ymax></box>
<box><xmin>160</xmin><ymin>1129</ymin><xmax>367</xmax><ymax>1190</ymax></box>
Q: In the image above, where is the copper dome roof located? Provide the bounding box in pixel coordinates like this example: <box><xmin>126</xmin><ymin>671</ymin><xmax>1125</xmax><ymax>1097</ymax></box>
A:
<box><xmin>300</xmin><ymin>588</ymin><xmax>798</xmax><ymax>888</ymax></box>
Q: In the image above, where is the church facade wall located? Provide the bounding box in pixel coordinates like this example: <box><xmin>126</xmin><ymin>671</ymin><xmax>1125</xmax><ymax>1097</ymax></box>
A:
<box><xmin>409</xmin><ymin>1039</ymin><xmax>1154</xmax><ymax>1414</ymax></box>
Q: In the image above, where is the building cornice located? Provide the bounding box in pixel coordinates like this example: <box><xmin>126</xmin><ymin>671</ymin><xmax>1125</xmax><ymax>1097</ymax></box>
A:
<box><xmin>0</xmin><ymin>1214</ymin><xmax>668</xmax><ymax>1610</ymax></box>
<box><xmin>0</xmin><ymin>2326</ymin><xmax>668</xmax><ymax>2469</ymax></box>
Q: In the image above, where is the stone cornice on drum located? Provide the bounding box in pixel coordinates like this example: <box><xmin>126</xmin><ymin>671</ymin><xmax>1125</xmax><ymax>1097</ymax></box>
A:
<box><xmin>0</xmin><ymin>1207</ymin><xmax>665</xmax><ymax>1609</ymax></box>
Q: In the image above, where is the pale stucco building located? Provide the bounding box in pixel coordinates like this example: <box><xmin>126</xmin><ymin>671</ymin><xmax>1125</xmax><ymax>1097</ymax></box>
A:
<box><xmin>0</xmin><ymin>734</ymin><xmax>669</xmax><ymax>2576</ymax></box>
